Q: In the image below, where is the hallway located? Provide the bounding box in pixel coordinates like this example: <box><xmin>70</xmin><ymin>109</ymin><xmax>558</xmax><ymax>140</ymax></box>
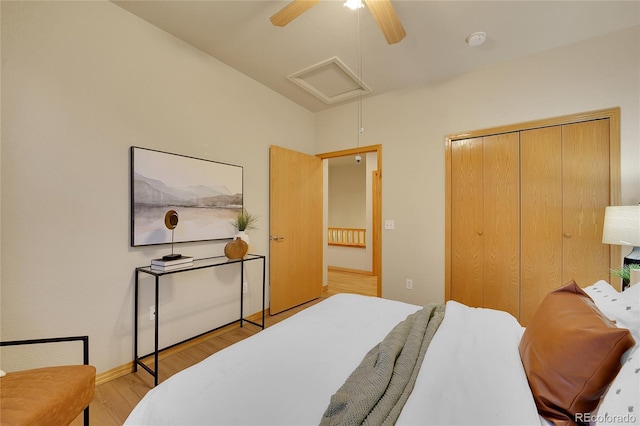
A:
<box><xmin>326</xmin><ymin>268</ymin><xmax>377</xmax><ymax>297</ymax></box>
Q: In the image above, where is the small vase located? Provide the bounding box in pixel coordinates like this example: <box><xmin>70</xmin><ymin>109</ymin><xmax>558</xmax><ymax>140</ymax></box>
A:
<box><xmin>224</xmin><ymin>237</ymin><xmax>248</xmax><ymax>259</ymax></box>
<box><xmin>236</xmin><ymin>231</ymin><xmax>250</xmax><ymax>246</ymax></box>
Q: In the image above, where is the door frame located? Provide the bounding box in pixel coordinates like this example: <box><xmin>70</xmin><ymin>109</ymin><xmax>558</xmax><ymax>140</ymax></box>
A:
<box><xmin>317</xmin><ymin>144</ymin><xmax>383</xmax><ymax>297</ymax></box>
<box><xmin>444</xmin><ymin>107</ymin><xmax>621</xmax><ymax>298</ymax></box>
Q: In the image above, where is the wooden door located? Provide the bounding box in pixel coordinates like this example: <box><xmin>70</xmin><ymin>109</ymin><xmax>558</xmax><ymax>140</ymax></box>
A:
<box><xmin>482</xmin><ymin>133</ymin><xmax>520</xmax><ymax>318</ymax></box>
<box><xmin>450</xmin><ymin>137</ymin><xmax>484</xmax><ymax>308</ymax></box>
<box><xmin>562</xmin><ymin>120</ymin><xmax>610</xmax><ymax>286</ymax></box>
<box><xmin>269</xmin><ymin>145</ymin><xmax>323</xmax><ymax>314</ymax></box>
<box><xmin>520</xmin><ymin>126</ymin><xmax>563</xmax><ymax>325</ymax></box>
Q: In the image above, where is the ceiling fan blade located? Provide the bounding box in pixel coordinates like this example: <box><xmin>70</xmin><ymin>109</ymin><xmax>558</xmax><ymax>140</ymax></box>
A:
<box><xmin>364</xmin><ymin>0</ymin><xmax>406</xmax><ymax>45</ymax></box>
<box><xmin>270</xmin><ymin>0</ymin><xmax>321</xmax><ymax>27</ymax></box>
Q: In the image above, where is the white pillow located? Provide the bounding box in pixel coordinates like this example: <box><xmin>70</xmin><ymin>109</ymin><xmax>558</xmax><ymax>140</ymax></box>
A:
<box><xmin>617</xmin><ymin>284</ymin><xmax>640</xmax><ymax>343</ymax></box>
<box><xmin>584</xmin><ymin>280</ymin><xmax>639</xmax><ymax>344</ymax></box>
<box><xmin>596</xmin><ymin>346</ymin><xmax>639</xmax><ymax>425</ymax></box>
<box><xmin>0</xmin><ymin>370</ymin><xmax>5</xmax><ymax>378</ymax></box>
<box><xmin>584</xmin><ymin>281</ymin><xmax>639</xmax><ymax>424</ymax></box>
<box><xmin>584</xmin><ymin>280</ymin><xmax>620</xmax><ymax>302</ymax></box>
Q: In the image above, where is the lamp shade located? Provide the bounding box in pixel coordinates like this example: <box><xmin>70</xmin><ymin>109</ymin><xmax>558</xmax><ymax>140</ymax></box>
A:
<box><xmin>602</xmin><ymin>206</ymin><xmax>640</xmax><ymax>246</ymax></box>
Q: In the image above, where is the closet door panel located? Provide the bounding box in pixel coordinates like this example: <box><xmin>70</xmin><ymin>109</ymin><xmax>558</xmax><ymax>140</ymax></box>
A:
<box><xmin>450</xmin><ymin>138</ymin><xmax>484</xmax><ymax>308</ymax></box>
<box><xmin>520</xmin><ymin>127</ymin><xmax>563</xmax><ymax>325</ymax></box>
<box><xmin>562</xmin><ymin>120</ymin><xmax>610</xmax><ymax>286</ymax></box>
<box><xmin>482</xmin><ymin>133</ymin><xmax>520</xmax><ymax>318</ymax></box>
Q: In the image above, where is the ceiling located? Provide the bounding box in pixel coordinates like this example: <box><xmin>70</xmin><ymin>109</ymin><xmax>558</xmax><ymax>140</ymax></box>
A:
<box><xmin>112</xmin><ymin>1</ymin><xmax>640</xmax><ymax>113</ymax></box>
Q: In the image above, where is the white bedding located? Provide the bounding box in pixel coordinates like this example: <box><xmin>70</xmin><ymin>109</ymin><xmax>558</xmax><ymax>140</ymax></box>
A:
<box><xmin>125</xmin><ymin>294</ymin><xmax>542</xmax><ymax>426</ymax></box>
<box><xmin>397</xmin><ymin>300</ymin><xmax>540</xmax><ymax>425</ymax></box>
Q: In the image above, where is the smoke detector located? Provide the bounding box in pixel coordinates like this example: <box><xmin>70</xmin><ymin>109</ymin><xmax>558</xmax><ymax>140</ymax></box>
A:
<box><xmin>466</xmin><ymin>31</ymin><xmax>487</xmax><ymax>47</ymax></box>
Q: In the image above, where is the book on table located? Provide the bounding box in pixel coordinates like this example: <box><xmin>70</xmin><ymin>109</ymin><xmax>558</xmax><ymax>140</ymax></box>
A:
<box><xmin>151</xmin><ymin>256</ymin><xmax>194</xmax><ymax>266</ymax></box>
<box><xmin>150</xmin><ymin>261</ymin><xmax>193</xmax><ymax>271</ymax></box>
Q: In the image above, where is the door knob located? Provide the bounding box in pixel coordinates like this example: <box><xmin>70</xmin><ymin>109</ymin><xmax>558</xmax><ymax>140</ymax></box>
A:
<box><xmin>564</xmin><ymin>232</ymin><xmax>571</xmax><ymax>238</ymax></box>
<box><xmin>270</xmin><ymin>235</ymin><xmax>285</xmax><ymax>241</ymax></box>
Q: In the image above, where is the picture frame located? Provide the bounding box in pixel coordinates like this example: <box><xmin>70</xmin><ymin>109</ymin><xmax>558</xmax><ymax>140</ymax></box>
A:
<box><xmin>130</xmin><ymin>147</ymin><xmax>243</xmax><ymax>247</ymax></box>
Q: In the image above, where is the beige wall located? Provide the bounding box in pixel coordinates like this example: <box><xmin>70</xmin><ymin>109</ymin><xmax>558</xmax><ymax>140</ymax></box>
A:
<box><xmin>328</xmin><ymin>161</ymin><xmax>366</xmax><ymax>228</ymax></box>
<box><xmin>0</xmin><ymin>1</ymin><xmax>314</xmax><ymax>373</ymax></box>
<box><xmin>315</xmin><ymin>25</ymin><xmax>640</xmax><ymax>306</ymax></box>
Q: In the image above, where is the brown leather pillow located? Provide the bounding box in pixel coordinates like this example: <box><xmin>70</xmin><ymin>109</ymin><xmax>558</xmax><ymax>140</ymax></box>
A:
<box><xmin>519</xmin><ymin>280</ymin><xmax>635</xmax><ymax>425</ymax></box>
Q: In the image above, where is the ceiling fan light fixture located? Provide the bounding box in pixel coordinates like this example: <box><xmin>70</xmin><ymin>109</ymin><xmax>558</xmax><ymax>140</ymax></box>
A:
<box><xmin>344</xmin><ymin>0</ymin><xmax>364</xmax><ymax>10</ymax></box>
<box><xmin>271</xmin><ymin>0</ymin><xmax>405</xmax><ymax>45</ymax></box>
<box><xmin>466</xmin><ymin>31</ymin><xmax>487</xmax><ymax>47</ymax></box>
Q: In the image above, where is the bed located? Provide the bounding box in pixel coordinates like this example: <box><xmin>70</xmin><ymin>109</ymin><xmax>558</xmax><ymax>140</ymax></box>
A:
<box><xmin>125</xmin><ymin>281</ymin><xmax>639</xmax><ymax>426</ymax></box>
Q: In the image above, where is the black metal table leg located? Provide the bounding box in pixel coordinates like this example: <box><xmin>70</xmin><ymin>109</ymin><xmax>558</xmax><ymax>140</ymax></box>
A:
<box><xmin>240</xmin><ymin>259</ymin><xmax>244</xmax><ymax>327</ymax></box>
<box><xmin>154</xmin><ymin>275</ymin><xmax>159</xmax><ymax>387</ymax></box>
<box><xmin>134</xmin><ymin>271</ymin><xmax>139</xmax><ymax>373</ymax></box>
<box><xmin>262</xmin><ymin>257</ymin><xmax>266</xmax><ymax>328</ymax></box>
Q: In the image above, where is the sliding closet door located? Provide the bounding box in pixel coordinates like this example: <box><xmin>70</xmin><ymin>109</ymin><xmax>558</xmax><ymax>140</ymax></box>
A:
<box><xmin>450</xmin><ymin>137</ymin><xmax>484</xmax><ymax>308</ymax></box>
<box><xmin>520</xmin><ymin>127</ymin><xmax>563</xmax><ymax>325</ymax></box>
<box><xmin>482</xmin><ymin>133</ymin><xmax>520</xmax><ymax>318</ymax></box>
<box><xmin>562</xmin><ymin>120</ymin><xmax>610</xmax><ymax>285</ymax></box>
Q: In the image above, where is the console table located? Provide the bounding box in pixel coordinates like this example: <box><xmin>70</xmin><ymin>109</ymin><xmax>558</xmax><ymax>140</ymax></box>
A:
<box><xmin>133</xmin><ymin>254</ymin><xmax>266</xmax><ymax>386</ymax></box>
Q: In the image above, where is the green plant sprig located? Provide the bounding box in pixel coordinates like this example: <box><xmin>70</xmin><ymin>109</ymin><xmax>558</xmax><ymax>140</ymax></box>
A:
<box><xmin>232</xmin><ymin>209</ymin><xmax>258</xmax><ymax>232</ymax></box>
<box><xmin>610</xmin><ymin>264</ymin><xmax>640</xmax><ymax>281</ymax></box>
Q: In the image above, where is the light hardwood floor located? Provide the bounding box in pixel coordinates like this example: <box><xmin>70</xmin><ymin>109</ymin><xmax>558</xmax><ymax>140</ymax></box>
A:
<box><xmin>326</xmin><ymin>268</ymin><xmax>377</xmax><ymax>297</ymax></box>
<box><xmin>71</xmin><ymin>270</ymin><xmax>376</xmax><ymax>425</ymax></box>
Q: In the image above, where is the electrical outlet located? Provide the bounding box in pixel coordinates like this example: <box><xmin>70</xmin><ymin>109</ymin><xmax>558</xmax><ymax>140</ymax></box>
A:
<box><xmin>149</xmin><ymin>305</ymin><xmax>156</xmax><ymax>321</ymax></box>
<box><xmin>243</xmin><ymin>282</ymin><xmax>248</xmax><ymax>294</ymax></box>
<box><xmin>405</xmin><ymin>279</ymin><xmax>413</xmax><ymax>290</ymax></box>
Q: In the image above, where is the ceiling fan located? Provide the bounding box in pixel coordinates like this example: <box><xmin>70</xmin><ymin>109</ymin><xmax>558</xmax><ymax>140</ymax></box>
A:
<box><xmin>270</xmin><ymin>0</ymin><xmax>406</xmax><ymax>45</ymax></box>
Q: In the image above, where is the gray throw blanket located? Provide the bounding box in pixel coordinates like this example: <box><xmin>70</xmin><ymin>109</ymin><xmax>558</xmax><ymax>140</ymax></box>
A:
<box><xmin>320</xmin><ymin>303</ymin><xmax>446</xmax><ymax>426</ymax></box>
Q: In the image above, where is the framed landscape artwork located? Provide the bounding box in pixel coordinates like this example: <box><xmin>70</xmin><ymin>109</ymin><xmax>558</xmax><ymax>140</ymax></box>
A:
<box><xmin>130</xmin><ymin>147</ymin><xmax>243</xmax><ymax>247</ymax></box>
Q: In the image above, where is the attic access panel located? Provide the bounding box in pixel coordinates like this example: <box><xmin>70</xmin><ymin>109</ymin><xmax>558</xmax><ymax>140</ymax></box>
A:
<box><xmin>288</xmin><ymin>57</ymin><xmax>372</xmax><ymax>104</ymax></box>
